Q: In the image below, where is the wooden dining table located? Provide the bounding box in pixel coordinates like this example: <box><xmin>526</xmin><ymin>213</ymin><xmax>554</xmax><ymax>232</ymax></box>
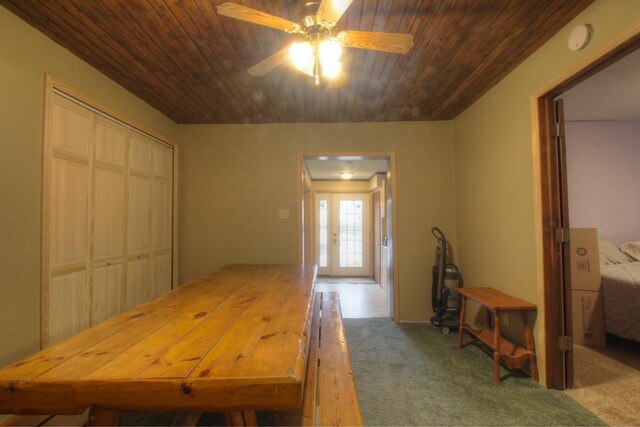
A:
<box><xmin>0</xmin><ymin>264</ymin><xmax>317</xmax><ymax>425</ymax></box>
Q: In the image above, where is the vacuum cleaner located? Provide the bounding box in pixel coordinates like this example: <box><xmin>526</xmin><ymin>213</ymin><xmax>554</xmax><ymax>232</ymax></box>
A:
<box><xmin>430</xmin><ymin>227</ymin><xmax>462</xmax><ymax>335</ymax></box>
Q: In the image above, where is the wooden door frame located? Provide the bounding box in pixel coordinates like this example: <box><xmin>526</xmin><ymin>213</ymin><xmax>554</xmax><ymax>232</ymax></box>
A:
<box><xmin>532</xmin><ymin>29</ymin><xmax>640</xmax><ymax>389</ymax></box>
<box><xmin>297</xmin><ymin>152</ymin><xmax>400</xmax><ymax>320</ymax></box>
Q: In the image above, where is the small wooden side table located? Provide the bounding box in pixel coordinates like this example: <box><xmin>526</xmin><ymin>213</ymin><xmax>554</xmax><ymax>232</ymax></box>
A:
<box><xmin>456</xmin><ymin>287</ymin><xmax>538</xmax><ymax>384</ymax></box>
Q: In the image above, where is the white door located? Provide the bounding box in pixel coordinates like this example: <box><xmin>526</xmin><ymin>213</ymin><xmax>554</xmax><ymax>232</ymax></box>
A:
<box><xmin>316</xmin><ymin>193</ymin><xmax>371</xmax><ymax>276</ymax></box>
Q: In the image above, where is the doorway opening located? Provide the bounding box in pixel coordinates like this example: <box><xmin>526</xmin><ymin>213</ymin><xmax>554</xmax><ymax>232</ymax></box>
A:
<box><xmin>297</xmin><ymin>153</ymin><xmax>398</xmax><ymax>319</ymax></box>
<box><xmin>535</xmin><ymin>27</ymin><xmax>640</xmax><ymax>425</ymax></box>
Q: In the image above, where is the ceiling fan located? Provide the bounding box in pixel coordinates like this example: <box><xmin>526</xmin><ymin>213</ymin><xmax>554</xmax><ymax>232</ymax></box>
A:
<box><xmin>217</xmin><ymin>0</ymin><xmax>414</xmax><ymax>85</ymax></box>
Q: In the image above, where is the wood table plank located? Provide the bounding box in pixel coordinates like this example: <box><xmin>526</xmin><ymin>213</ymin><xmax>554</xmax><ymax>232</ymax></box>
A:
<box><xmin>185</xmin><ymin>265</ymin><xmax>298</xmax><ymax>379</ymax></box>
<box><xmin>241</xmin><ymin>266</ymin><xmax>316</xmax><ymax>379</ymax></box>
<box><xmin>84</xmin><ymin>277</ymin><xmax>248</xmax><ymax>380</ymax></box>
<box><xmin>35</xmin><ymin>281</ymin><xmax>230</xmax><ymax>381</ymax></box>
<box><xmin>0</xmin><ymin>264</ymin><xmax>316</xmax><ymax>415</ymax></box>
<box><xmin>137</xmin><ymin>265</ymin><xmax>294</xmax><ymax>379</ymax></box>
<box><xmin>0</xmin><ymin>281</ymin><xmax>208</xmax><ymax>381</ymax></box>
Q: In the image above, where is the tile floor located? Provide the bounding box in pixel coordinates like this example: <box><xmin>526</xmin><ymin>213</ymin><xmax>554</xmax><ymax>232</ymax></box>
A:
<box><xmin>315</xmin><ymin>277</ymin><xmax>389</xmax><ymax>318</ymax></box>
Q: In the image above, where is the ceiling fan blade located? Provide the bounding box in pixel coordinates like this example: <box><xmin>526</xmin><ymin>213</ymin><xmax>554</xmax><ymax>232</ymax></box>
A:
<box><xmin>218</xmin><ymin>2</ymin><xmax>300</xmax><ymax>33</ymax></box>
<box><xmin>338</xmin><ymin>30</ymin><xmax>414</xmax><ymax>54</ymax></box>
<box><xmin>248</xmin><ymin>47</ymin><xmax>290</xmax><ymax>76</ymax></box>
<box><xmin>317</xmin><ymin>0</ymin><xmax>354</xmax><ymax>24</ymax></box>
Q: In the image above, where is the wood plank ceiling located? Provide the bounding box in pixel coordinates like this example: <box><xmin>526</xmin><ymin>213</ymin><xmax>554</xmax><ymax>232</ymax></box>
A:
<box><xmin>1</xmin><ymin>0</ymin><xmax>593</xmax><ymax>124</ymax></box>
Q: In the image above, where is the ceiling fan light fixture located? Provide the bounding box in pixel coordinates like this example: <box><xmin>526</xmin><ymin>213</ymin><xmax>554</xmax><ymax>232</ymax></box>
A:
<box><xmin>319</xmin><ymin>39</ymin><xmax>342</xmax><ymax>78</ymax></box>
<box><xmin>333</xmin><ymin>0</ymin><xmax>351</xmax><ymax>13</ymax></box>
<box><xmin>289</xmin><ymin>42</ymin><xmax>315</xmax><ymax>77</ymax></box>
<box><xmin>339</xmin><ymin>171</ymin><xmax>353</xmax><ymax>180</ymax></box>
<box><xmin>217</xmin><ymin>1</ymin><xmax>414</xmax><ymax>82</ymax></box>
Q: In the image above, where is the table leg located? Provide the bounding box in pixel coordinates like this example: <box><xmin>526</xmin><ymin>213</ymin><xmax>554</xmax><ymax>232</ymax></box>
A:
<box><xmin>172</xmin><ymin>411</ymin><xmax>202</xmax><ymax>426</ymax></box>
<box><xmin>521</xmin><ymin>310</ymin><xmax>539</xmax><ymax>382</ymax></box>
<box><xmin>223</xmin><ymin>412</ymin><xmax>244</xmax><ymax>426</ymax></box>
<box><xmin>457</xmin><ymin>296</ymin><xmax>467</xmax><ymax>350</ymax></box>
<box><xmin>222</xmin><ymin>411</ymin><xmax>257</xmax><ymax>426</ymax></box>
<box><xmin>493</xmin><ymin>311</ymin><xmax>501</xmax><ymax>384</ymax></box>
<box><xmin>242</xmin><ymin>411</ymin><xmax>257</xmax><ymax>426</ymax></box>
<box><xmin>87</xmin><ymin>407</ymin><xmax>120</xmax><ymax>426</ymax></box>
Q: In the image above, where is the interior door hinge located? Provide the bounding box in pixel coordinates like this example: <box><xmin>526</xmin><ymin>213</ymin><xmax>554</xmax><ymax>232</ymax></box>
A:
<box><xmin>559</xmin><ymin>336</ymin><xmax>573</xmax><ymax>351</ymax></box>
<box><xmin>555</xmin><ymin>228</ymin><xmax>570</xmax><ymax>243</ymax></box>
<box><xmin>555</xmin><ymin>122</ymin><xmax>564</xmax><ymax>138</ymax></box>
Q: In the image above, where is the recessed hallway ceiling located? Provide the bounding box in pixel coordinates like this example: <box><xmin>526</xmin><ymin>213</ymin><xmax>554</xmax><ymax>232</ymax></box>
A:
<box><xmin>1</xmin><ymin>0</ymin><xmax>593</xmax><ymax>124</ymax></box>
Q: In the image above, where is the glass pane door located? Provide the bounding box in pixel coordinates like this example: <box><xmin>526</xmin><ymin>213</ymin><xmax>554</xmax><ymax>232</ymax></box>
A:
<box><xmin>338</xmin><ymin>199</ymin><xmax>364</xmax><ymax>268</ymax></box>
<box><xmin>316</xmin><ymin>196</ymin><xmax>331</xmax><ymax>276</ymax></box>
<box><xmin>316</xmin><ymin>193</ymin><xmax>371</xmax><ymax>276</ymax></box>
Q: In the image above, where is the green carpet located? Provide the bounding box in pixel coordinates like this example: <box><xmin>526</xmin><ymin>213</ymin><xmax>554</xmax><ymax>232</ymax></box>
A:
<box><xmin>343</xmin><ymin>318</ymin><xmax>604</xmax><ymax>426</ymax></box>
<box><xmin>121</xmin><ymin>318</ymin><xmax>604</xmax><ymax>426</ymax></box>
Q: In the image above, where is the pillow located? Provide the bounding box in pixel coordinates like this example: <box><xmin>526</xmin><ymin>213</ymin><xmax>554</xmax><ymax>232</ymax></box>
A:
<box><xmin>598</xmin><ymin>236</ymin><xmax>632</xmax><ymax>265</ymax></box>
<box><xmin>620</xmin><ymin>240</ymin><xmax>640</xmax><ymax>261</ymax></box>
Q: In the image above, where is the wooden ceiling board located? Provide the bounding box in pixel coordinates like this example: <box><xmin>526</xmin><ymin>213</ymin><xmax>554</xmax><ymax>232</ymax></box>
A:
<box><xmin>1</xmin><ymin>0</ymin><xmax>594</xmax><ymax>124</ymax></box>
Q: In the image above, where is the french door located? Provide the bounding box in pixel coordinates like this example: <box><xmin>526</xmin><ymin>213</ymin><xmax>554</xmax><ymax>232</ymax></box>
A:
<box><xmin>316</xmin><ymin>193</ymin><xmax>371</xmax><ymax>276</ymax></box>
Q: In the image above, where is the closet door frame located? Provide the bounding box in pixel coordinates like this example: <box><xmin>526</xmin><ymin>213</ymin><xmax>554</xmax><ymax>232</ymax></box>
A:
<box><xmin>41</xmin><ymin>75</ymin><xmax>179</xmax><ymax>348</ymax></box>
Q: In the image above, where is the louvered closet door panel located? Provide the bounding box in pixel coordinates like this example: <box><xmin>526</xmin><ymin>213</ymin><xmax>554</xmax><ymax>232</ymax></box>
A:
<box><xmin>129</xmin><ymin>134</ymin><xmax>152</xmax><ymax>174</ymax></box>
<box><xmin>153</xmin><ymin>255</ymin><xmax>172</xmax><ymax>297</ymax></box>
<box><xmin>95</xmin><ymin>117</ymin><xmax>126</xmax><ymax>165</ymax></box>
<box><xmin>151</xmin><ymin>177</ymin><xmax>171</xmax><ymax>298</ymax></box>
<box><xmin>126</xmin><ymin>133</ymin><xmax>153</xmax><ymax>308</ymax></box>
<box><xmin>47</xmin><ymin>94</ymin><xmax>92</xmax><ymax>346</ymax></box>
<box><xmin>154</xmin><ymin>145</ymin><xmax>172</xmax><ymax>179</ymax></box>
<box><xmin>126</xmin><ymin>259</ymin><xmax>151</xmax><ymax>310</ymax></box>
<box><xmin>92</xmin><ymin>264</ymin><xmax>123</xmax><ymax>324</ymax></box>
<box><xmin>51</xmin><ymin>95</ymin><xmax>91</xmax><ymax>156</ymax></box>
<box><xmin>91</xmin><ymin>117</ymin><xmax>126</xmax><ymax>324</ymax></box>
<box><xmin>50</xmin><ymin>158</ymin><xmax>89</xmax><ymax>267</ymax></box>
<box><xmin>127</xmin><ymin>176</ymin><xmax>151</xmax><ymax>253</ymax></box>
<box><xmin>151</xmin><ymin>144</ymin><xmax>173</xmax><ymax>297</ymax></box>
<box><xmin>93</xmin><ymin>169</ymin><xmax>125</xmax><ymax>259</ymax></box>
<box><xmin>151</xmin><ymin>180</ymin><xmax>171</xmax><ymax>297</ymax></box>
<box><xmin>49</xmin><ymin>271</ymin><xmax>90</xmax><ymax>344</ymax></box>
<box><xmin>152</xmin><ymin>180</ymin><xmax>172</xmax><ymax>252</ymax></box>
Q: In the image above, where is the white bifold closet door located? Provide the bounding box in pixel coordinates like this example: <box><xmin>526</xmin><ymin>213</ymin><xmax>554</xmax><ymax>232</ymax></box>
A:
<box><xmin>45</xmin><ymin>92</ymin><xmax>173</xmax><ymax>346</ymax></box>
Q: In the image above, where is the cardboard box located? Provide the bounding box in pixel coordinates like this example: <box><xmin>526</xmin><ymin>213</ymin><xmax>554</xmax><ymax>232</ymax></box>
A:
<box><xmin>571</xmin><ymin>290</ymin><xmax>606</xmax><ymax>348</ymax></box>
<box><xmin>569</xmin><ymin>228</ymin><xmax>601</xmax><ymax>292</ymax></box>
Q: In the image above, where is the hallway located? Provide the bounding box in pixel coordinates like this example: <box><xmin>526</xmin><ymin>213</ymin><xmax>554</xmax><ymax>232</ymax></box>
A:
<box><xmin>315</xmin><ymin>277</ymin><xmax>388</xmax><ymax>318</ymax></box>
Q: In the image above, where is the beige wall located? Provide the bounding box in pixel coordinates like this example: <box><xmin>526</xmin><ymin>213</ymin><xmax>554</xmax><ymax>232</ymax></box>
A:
<box><xmin>178</xmin><ymin>122</ymin><xmax>456</xmax><ymax>321</ymax></box>
<box><xmin>0</xmin><ymin>6</ymin><xmax>178</xmax><ymax>368</ymax></box>
<box><xmin>452</xmin><ymin>0</ymin><xmax>640</xmax><ymax>386</ymax></box>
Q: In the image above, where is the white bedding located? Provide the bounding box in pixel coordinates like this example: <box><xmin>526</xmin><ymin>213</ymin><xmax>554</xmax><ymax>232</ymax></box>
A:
<box><xmin>600</xmin><ymin>261</ymin><xmax>640</xmax><ymax>342</ymax></box>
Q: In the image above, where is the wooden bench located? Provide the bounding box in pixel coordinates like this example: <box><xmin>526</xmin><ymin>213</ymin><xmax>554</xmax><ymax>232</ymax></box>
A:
<box><xmin>273</xmin><ymin>291</ymin><xmax>363</xmax><ymax>427</ymax></box>
<box><xmin>0</xmin><ymin>411</ymin><xmax>89</xmax><ymax>426</ymax></box>
<box><xmin>457</xmin><ymin>287</ymin><xmax>538</xmax><ymax>384</ymax></box>
<box><xmin>1</xmin><ymin>291</ymin><xmax>362</xmax><ymax>427</ymax></box>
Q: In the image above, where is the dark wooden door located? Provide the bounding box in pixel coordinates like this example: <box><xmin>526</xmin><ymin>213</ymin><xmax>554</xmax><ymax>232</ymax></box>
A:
<box><xmin>555</xmin><ymin>98</ymin><xmax>574</xmax><ymax>389</ymax></box>
<box><xmin>373</xmin><ymin>191</ymin><xmax>381</xmax><ymax>284</ymax></box>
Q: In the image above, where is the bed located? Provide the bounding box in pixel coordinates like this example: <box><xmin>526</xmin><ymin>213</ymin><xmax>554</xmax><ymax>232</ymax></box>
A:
<box><xmin>598</xmin><ymin>237</ymin><xmax>640</xmax><ymax>342</ymax></box>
